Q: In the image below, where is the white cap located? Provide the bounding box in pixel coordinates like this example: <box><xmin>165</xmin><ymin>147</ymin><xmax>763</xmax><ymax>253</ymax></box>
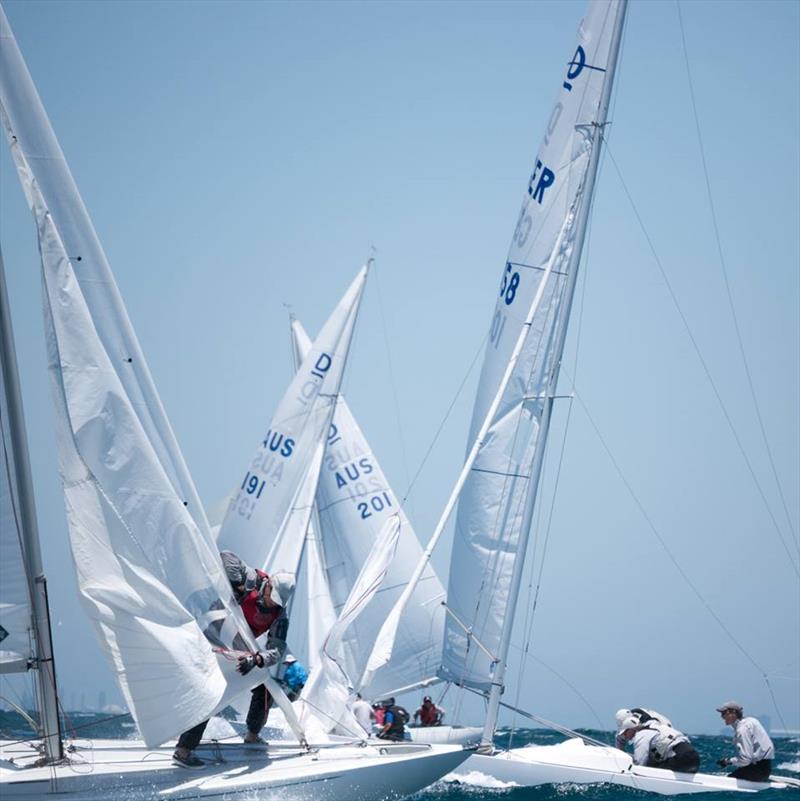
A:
<box><xmin>615</xmin><ymin>709</ymin><xmax>632</xmax><ymax>727</ymax></box>
<box><xmin>269</xmin><ymin>571</ymin><xmax>296</xmax><ymax>607</ymax></box>
<box><xmin>618</xmin><ymin>714</ymin><xmax>640</xmax><ymax>736</ymax></box>
<box><xmin>283</xmin><ymin>654</ymin><xmax>297</xmax><ymax>664</ymax></box>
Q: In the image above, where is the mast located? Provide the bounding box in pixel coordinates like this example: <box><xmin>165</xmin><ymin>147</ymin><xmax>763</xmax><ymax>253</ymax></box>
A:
<box><xmin>479</xmin><ymin>0</ymin><xmax>628</xmax><ymax>749</ymax></box>
<box><xmin>0</xmin><ymin>248</ymin><xmax>63</xmax><ymax>761</ymax></box>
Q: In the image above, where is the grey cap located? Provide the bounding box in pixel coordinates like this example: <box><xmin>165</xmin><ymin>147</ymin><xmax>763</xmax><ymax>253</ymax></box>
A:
<box><xmin>220</xmin><ymin>550</ymin><xmax>257</xmax><ymax>592</ymax></box>
<box><xmin>716</xmin><ymin>701</ymin><xmax>743</xmax><ymax>713</ymax></box>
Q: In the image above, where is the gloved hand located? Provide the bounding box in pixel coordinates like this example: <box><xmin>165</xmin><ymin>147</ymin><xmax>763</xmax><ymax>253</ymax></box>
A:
<box><xmin>261</xmin><ymin>647</ymin><xmax>280</xmax><ymax>667</ymax></box>
<box><xmin>236</xmin><ymin>652</ymin><xmax>265</xmax><ymax>676</ymax></box>
<box><xmin>717</xmin><ymin>757</ymin><xmax>730</xmax><ymax>768</ymax></box>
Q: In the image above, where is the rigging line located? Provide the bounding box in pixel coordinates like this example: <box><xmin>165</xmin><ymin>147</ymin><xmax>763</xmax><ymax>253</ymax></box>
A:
<box><xmin>676</xmin><ymin>0</ymin><xmax>798</xmax><ymax>550</ymax></box>
<box><xmin>601</xmin><ymin>139</ymin><xmax>800</xmax><ymax>577</ymax></box>
<box><xmin>568</xmin><ymin>375</ymin><xmax>793</xmax><ymax>735</ymax></box>
<box><xmin>400</xmin><ymin>330</ymin><xmax>488</xmax><ymax>505</ymax></box>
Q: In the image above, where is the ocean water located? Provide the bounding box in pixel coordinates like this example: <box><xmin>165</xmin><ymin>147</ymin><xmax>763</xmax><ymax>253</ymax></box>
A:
<box><xmin>1</xmin><ymin>712</ymin><xmax>797</xmax><ymax>799</ymax></box>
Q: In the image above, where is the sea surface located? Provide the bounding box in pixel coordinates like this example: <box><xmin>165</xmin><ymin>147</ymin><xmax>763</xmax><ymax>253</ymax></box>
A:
<box><xmin>1</xmin><ymin>712</ymin><xmax>798</xmax><ymax>800</ymax></box>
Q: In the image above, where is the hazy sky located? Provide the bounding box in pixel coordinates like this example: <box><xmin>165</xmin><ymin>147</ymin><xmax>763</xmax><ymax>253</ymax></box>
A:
<box><xmin>1</xmin><ymin>0</ymin><xmax>798</xmax><ymax>736</ymax></box>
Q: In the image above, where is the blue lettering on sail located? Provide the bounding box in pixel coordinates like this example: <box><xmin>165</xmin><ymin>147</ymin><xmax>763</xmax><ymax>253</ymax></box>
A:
<box><xmin>563</xmin><ymin>44</ymin><xmax>606</xmax><ymax>92</ymax></box>
<box><xmin>528</xmin><ymin>159</ymin><xmax>555</xmax><ymax>205</ymax></box>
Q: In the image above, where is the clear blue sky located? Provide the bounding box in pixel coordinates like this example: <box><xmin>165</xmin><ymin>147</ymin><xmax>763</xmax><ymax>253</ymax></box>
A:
<box><xmin>1</xmin><ymin>0</ymin><xmax>797</xmax><ymax>735</ymax></box>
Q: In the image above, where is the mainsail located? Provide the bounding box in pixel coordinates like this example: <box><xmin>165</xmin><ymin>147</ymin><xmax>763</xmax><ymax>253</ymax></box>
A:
<box><xmin>441</xmin><ymin>0</ymin><xmax>627</xmax><ymax>695</ymax></box>
<box><xmin>0</xmin><ymin>5</ymin><xmax>265</xmax><ymax>747</ymax></box>
<box><xmin>292</xmin><ymin>319</ymin><xmax>446</xmax><ymax>698</ymax></box>
<box><xmin>217</xmin><ymin>265</ymin><xmax>368</xmax><ymax>579</ymax></box>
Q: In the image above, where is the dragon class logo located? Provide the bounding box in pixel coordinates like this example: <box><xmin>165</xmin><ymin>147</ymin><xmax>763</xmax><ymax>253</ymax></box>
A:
<box><xmin>563</xmin><ymin>45</ymin><xmax>606</xmax><ymax>92</ymax></box>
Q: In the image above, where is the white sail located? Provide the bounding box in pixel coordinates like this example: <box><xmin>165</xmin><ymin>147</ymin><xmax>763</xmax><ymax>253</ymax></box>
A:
<box><xmin>218</xmin><ymin>265</ymin><xmax>367</xmax><ymax>576</ymax></box>
<box><xmin>300</xmin><ymin>515</ymin><xmax>401</xmax><ymax>735</ymax></box>
<box><xmin>441</xmin><ymin>0</ymin><xmax>626</xmax><ymax>691</ymax></box>
<box><xmin>292</xmin><ymin>319</ymin><xmax>446</xmax><ymax>698</ymax></box>
<box><xmin>304</xmin><ymin>512</ymin><xmax>338</xmax><ymax>671</ymax></box>
<box><xmin>0</xmin><ymin>280</ymin><xmax>33</xmax><ymax>675</ymax></box>
<box><xmin>0</xmin><ymin>6</ymin><xmax>265</xmax><ymax>747</ymax></box>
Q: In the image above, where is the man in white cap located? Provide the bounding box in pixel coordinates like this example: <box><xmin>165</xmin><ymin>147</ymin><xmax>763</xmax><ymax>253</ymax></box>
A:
<box><xmin>617</xmin><ymin>713</ymin><xmax>700</xmax><ymax>773</ymax></box>
<box><xmin>173</xmin><ymin>551</ymin><xmax>295</xmax><ymax>768</ymax></box>
<box><xmin>280</xmin><ymin>654</ymin><xmax>307</xmax><ymax>701</ymax></box>
<box><xmin>716</xmin><ymin>701</ymin><xmax>774</xmax><ymax>781</ymax></box>
<box><xmin>614</xmin><ymin>707</ymin><xmax>672</xmax><ymax>750</ymax></box>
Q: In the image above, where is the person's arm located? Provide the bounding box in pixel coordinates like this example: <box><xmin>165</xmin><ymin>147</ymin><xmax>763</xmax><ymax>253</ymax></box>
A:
<box><xmin>632</xmin><ymin>730</ymin><xmax>653</xmax><ymax>766</ymax></box>
<box><xmin>414</xmin><ymin>708</ymin><xmax>421</xmax><ymax>724</ymax></box>
<box><xmin>380</xmin><ymin>710</ymin><xmax>394</xmax><ymax>735</ymax></box>
<box><xmin>437</xmin><ymin>706</ymin><xmax>445</xmax><ymax>724</ymax></box>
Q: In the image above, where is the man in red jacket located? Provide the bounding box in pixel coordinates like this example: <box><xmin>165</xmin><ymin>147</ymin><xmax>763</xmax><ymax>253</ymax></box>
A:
<box><xmin>172</xmin><ymin>551</ymin><xmax>295</xmax><ymax>769</ymax></box>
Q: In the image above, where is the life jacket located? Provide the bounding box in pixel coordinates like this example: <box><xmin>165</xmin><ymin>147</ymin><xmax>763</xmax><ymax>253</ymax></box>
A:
<box><xmin>419</xmin><ymin>704</ymin><xmax>439</xmax><ymax>725</ymax></box>
<box><xmin>239</xmin><ymin>570</ymin><xmax>281</xmax><ymax>638</ymax></box>
<box><xmin>383</xmin><ymin>705</ymin><xmax>406</xmax><ymax>740</ymax></box>
<box><xmin>646</xmin><ymin>723</ymin><xmax>690</xmax><ymax>761</ymax></box>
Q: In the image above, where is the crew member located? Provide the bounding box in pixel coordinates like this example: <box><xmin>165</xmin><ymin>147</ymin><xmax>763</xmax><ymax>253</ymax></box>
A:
<box><xmin>173</xmin><ymin>551</ymin><xmax>295</xmax><ymax>768</ymax></box>
<box><xmin>716</xmin><ymin>701</ymin><xmax>774</xmax><ymax>782</ymax></box>
<box><xmin>414</xmin><ymin>695</ymin><xmax>445</xmax><ymax>726</ymax></box>
<box><xmin>618</xmin><ymin>713</ymin><xmax>700</xmax><ymax>773</ymax></box>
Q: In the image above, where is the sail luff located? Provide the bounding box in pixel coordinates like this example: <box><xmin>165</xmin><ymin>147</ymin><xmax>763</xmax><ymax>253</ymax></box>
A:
<box><xmin>479</xmin><ymin>0</ymin><xmax>628</xmax><ymax>747</ymax></box>
<box><xmin>0</xmin><ymin>246</ymin><xmax>63</xmax><ymax>761</ymax></box>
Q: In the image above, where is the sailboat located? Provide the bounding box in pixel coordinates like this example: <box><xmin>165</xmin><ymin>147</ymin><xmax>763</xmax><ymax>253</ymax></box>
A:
<box><xmin>360</xmin><ymin>0</ymin><xmax>798</xmax><ymax>795</ymax></box>
<box><xmin>0</xmin><ymin>4</ymin><xmax>467</xmax><ymax>798</ymax></box>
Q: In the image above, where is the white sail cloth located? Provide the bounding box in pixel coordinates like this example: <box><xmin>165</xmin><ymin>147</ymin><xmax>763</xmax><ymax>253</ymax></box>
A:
<box><xmin>441</xmin><ymin>0</ymin><xmax>625</xmax><ymax>690</ymax></box>
<box><xmin>218</xmin><ymin>267</ymin><xmax>368</xmax><ymax>577</ymax></box>
<box><xmin>300</xmin><ymin>516</ymin><xmax>401</xmax><ymax>735</ymax></box>
<box><xmin>0</xmin><ymin>303</ymin><xmax>33</xmax><ymax>675</ymax></box>
<box><xmin>0</xmin><ymin>7</ymin><xmax>268</xmax><ymax>746</ymax></box>
<box><xmin>292</xmin><ymin>320</ymin><xmax>445</xmax><ymax>698</ymax></box>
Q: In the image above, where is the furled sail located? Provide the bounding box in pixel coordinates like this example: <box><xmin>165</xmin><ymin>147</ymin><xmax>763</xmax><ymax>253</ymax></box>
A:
<box><xmin>292</xmin><ymin>319</ymin><xmax>445</xmax><ymax>698</ymax></box>
<box><xmin>441</xmin><ymin>0</ymin><xmax>626</xmax><ymax>691</ymax></box>
<box><xmin>0</xmin><ymin>6</ymin><xmax>263</xmax><ymax>746</ymax></box>
<box><xmin>218</xmin><ymin>266</ymin><xmax>367</xmax><ymax>578</ymax></box>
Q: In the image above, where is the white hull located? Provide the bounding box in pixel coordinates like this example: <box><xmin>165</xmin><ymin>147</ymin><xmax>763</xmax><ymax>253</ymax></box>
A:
<box><xmin>0</xmin><ymin>737</ymin><xmax>467</xmax><ymax>800</ymax></box>
<box><xmin>407</xmin><ymin>725</ymin><xmax>482</xmax><ymax>746</ymax></box>
<box><xmin>449</xmin><ymin>739</ymin><xmax>796</xmax><ymax>795</ymax></box>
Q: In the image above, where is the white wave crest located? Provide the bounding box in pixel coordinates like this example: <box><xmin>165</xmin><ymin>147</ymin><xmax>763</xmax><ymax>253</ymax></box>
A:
<box><xmin>442</xmin><ymin>770</ymin><xmax>520</xmax><ymax>789</ymax></box>
<box><xmin>777</xmin><ymin>759</ymin><xmax>800</xmax><ymax>773</ymax></box>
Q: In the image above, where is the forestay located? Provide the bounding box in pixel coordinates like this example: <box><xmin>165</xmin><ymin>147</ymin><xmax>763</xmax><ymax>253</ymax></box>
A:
<box><xmin>441</xmin><ymin>0</ymin><xmax>625</xmax><ymax>690</ymax></box>
<box><xmin>293</xmin><ymin>319</ymin><xmax>446</xmax><ymax>698</ymax></box>
<box><xmin>217</xmin><ymin>266</ymin><xmax>367</xmax><ymax>577</ymax></box>
<box><xmin>0</xmin><ymin>7</ymin><xmax>264</xmax><ymax>747</ymax></box>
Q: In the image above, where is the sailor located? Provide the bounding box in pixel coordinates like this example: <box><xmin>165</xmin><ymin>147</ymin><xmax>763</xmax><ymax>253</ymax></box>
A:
<box><xmin>617</xmin><ymin>714</ymin><xmax>700</xmax><ymax>773</ymax></box>
<box><xmin>414</xmin><ymin>695</ymin><xmax>445</xmax><ymax>727</ymax></box>
<box><xmin>377</xmin><ymin>697</ymin><xmax>408</xmax><ymax>742</ymax></box>
<box><xmin>172</xmin><ymin>551</ymin><xmax>295</xmax><ymax>769</ymax></box>
<box><xmin>351</xmin><ymin>693</ymin><xmax>375</xmax><ymax>735</ymax></box>
<box><xmin>716</xmin><ymin>701</ymin><xmax>774</xmax><ymax>781</ymax></box>
<box><xmin>614</xmin><ymin>707</ymin><xmax>672</xmax><ymax>750</ymax></box>
<box><xmin>280</xmin><ymin>654</ymin><xmax>307</xmax><ymax>701</ymax></box>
